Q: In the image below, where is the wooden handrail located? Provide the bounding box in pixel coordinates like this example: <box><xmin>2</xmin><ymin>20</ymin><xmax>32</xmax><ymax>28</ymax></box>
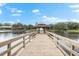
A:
<box><xmin>47</xmin><ymin>32</ymin><xmax>79</xmax><ymax>56</ymax></box>
<box><xmin>53</xmin><ymin>33</ymin><xmax>79</xmax><ymax>48</ymax></box>
<box><xmin>0</xmin><ymin>33</ymin><xmax>30</xmax><ymax>47</ymax></box>
<box><xmin>0</xmin><ymin>32</ymin><xmax>36</xmax><ymax>56</ymax></box>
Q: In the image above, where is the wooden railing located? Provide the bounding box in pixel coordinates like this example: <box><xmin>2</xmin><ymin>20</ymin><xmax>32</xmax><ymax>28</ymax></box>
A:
<box><xmin>47</xmin><ymin>32</ymin><xmax>79</xmax><ymax>56</ymax></box>
<box><xmin>0</xmin><ymin>32</ymin><xmax>36</xmax><ymax>56</ymax></box>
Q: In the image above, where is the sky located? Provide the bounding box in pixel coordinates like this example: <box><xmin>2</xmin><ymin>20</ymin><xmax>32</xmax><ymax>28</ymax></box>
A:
<box><xmin>0</xmin><ymin>3</ymin><xmax>79</xmax><ymax>25</ymax></box>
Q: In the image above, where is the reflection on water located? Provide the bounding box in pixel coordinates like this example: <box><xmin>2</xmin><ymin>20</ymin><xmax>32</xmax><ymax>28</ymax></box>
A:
<box><xmin>0</xmin><ymin>32</ymin><xmax>22</xmax><ymax>54</ymax></box>
<box><xmin>0</xmin><ymin>32</ymin><xmax>79</xmax><ymax>42</ymax></box>
<box><xmin>0</xmin><ymin>33</ymin><xmax>20</xmax><ymax>42</ymax></box>
<box><xmin>54</xmin><ymin>32</ymin><xmax>79</xmax><ymax>41</ymax></box>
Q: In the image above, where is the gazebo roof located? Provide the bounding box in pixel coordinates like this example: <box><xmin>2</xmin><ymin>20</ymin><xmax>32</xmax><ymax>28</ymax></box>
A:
<box><xmin>34</xmin><ymin>23</ymin><xmax>49</xmax><ymax>28</ymax></box>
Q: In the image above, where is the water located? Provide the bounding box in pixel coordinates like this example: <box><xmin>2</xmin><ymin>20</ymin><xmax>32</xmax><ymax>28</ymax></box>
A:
<box><xmin>0</xmin><ymin>32</ymin><xmax>78</xmax><ymax>42</ymax></box>
<box><xmin>54</xmin><ymin>32</ymin><xmax>79</xmax><ymax>54</ymax></box>
<box><xmin>0</xmin><ymin>32</ymin><xmax>23</xmax><ymax>55</ymax></box>
<box><xmin>0</xmin><ymin>32</ymin><xmax>79</xmax><ymax>55</ymax></box>
<box><xmin>0</xmin><ymin>32</ymin><xmax>21</xmax><ymax>42</ymax></box>
<box><xmin>54</xmin><ymin>32</ymin><xmax>79</xmax><ymax>41</ymax></box>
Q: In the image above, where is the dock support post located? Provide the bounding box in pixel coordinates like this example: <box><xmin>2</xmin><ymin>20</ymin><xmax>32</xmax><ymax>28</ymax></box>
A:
<box><xmin>23</xmin><ymin>37</ymin><xmax>25</xmax><ymax>48</ymax></box>
<box><xmin>7</xmin><ymin>43</ymin><xmax>11</xmax><ymax>56</ymax></box>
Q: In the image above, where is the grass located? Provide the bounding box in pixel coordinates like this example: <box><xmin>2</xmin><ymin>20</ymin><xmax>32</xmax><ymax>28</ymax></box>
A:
<box><xmin>48</xmin><ymin>30</ymin><xmax>64</xmax><ymax>32</ymax></box>
<box><xmin>48</xmin><ymin>29</ymin><xmax>79</xmax><ymax>33</ymax></box>
<box><xmin>66</xmin><ymin>30</ymin><xmax>79</xmax><ymax>33</ymax></box>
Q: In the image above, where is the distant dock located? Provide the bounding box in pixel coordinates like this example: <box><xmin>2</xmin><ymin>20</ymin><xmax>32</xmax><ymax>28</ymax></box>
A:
<box><xmin>0</xmin><ymin>30</ymin><xmax>12</xmax><ymax>33</ymax></box>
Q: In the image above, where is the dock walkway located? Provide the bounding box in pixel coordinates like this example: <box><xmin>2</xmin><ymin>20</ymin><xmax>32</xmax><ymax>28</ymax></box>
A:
<box><xmin>17</xmin><ymin>34</ymin><xmax>64</xmax><ymax>56</ymax></box>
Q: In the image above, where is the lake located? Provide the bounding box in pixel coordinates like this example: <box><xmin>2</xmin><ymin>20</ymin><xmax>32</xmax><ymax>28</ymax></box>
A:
<box><xmin>54</xmin><ymin>32</ymin><xmax>79</xmax><ymax>54</ymax></box>
<box><xmin>0</xmin><ymin>32</ymin><xmax>21</xmax><ymax>42</ymax></box>
<box><xmin>0</xmin><ymin>32</ymin><xmax>79</xmax><ymax>42</ymax></box>
<box><xmin>54</xmin><ymin>32</ymin><xmax>79</xmax><ymax>42</ymax></box>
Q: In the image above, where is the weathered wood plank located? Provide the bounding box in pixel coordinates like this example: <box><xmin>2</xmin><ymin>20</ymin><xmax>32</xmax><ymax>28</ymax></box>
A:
<box><xmin>18</xmin><ymin>34</ymin><xmax>64</xmax><ymax>56</ymax></box>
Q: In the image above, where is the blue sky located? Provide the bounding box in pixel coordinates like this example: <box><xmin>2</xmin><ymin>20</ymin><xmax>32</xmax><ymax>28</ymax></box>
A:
<box><xmin>0</xmin><ymin>3</ymin><xmax>79</xmax><ymax>25</ymax></box>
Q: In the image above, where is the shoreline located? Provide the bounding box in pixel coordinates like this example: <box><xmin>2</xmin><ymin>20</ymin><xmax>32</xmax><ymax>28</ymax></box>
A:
<box><xmin>49</xmin><ymin>30</ymin><xmax>79</xmax><ymax>33</ymax></box>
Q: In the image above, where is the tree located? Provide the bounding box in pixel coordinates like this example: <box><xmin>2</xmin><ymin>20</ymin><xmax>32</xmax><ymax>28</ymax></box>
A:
<box><xmin>0</xmin><ymin>23</ymin><xmax>2</xmax><ymax>26</ymax></box>
<box><xmin>11</xmin><ymin>23</ymin><xmax>25</xmax><ymax>33</ymax></box>
<box><xmin>67</xmin><ymin>22</ymin><xmax>79</xmax><ymax>30</ymax></box>
<box><xmin>3</xmin><ymin>23</ymin><xmax>11</xmax><ymax>26</ymax></box>
<box><xmin>48</xmin><ymin>22</ymin><xmax>79</xmax><ymax>31</ymax></box>
<box><xmin>27</xmin><ymin>24</ymin><xmax>34</xmax><ymax>30</ymax></box>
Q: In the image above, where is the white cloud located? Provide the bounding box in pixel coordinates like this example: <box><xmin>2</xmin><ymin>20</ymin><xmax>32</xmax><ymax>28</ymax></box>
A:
<box><xmin>72</xmin><ymin>9</ymin><xmax>79</xmax><ymax>15</ymax></box>
<box><xmin>8</xmin><ymin>21</ymin><xmax>14</xmax><ymax>24</ymax></box>
<box><xmin>11</xmin><ymin>13</ymin><xmax>21</xmax><ymax>16</ymax></box>
<box><xmin>9</xmin><ymin>8</ymin><xmax>17</xmax><ymax>13</ymax></box>
<box><xmin>0</xmin><ymin>10</ymin><xmax>2</xmax><ymax>15</ymax></box>
<box><xmin>32</xmin><ymin>9</ymin><xmax>40</xmax><ymax>13</ymax></box>
<box><xmin>73</xmin><ymin>9</ymin><xmax>79</xmax><ymax>12</ymax></box>
<box><xmin>2</xmin><ymin>21</ymin><xmax>15</xmax><ymax>24</ymax></box>
<box><xmin>9</xmin><ymin>8</ymin><xmax>23</xmax><ymax>13</ymax></box>
<box><xmin>42</xmin><ymin>16</ymin><xmax>79</xmax><ymax>24</ymax></box>
<box><xmin>17</xmin><ymin>10</ymin><xmax>23</xmax><ymax>13</ymax></box>
<box><xmin>70</xmin><ymin>19</ymin><xmax>79</xmax><ymax>23</ymax></box>
<box><xmin>69</xmin><ymin>4</ymin><xmax>79</xmax><ymax>15</ymax></box>
<box><xmin>42</xmin><ymin>16</ymin><xmax>74</xmax><ymax>24</ymax></box>
<box><xmin>42</xmin><ymin>16</ymin><xmax>47</xmax><ymax>18</ymax></box>
<box><xmin>16</xmin><ymin>19</ymin><xmax>20</xmax><ymax>23</ymax></box>
<box><xmin>0</xmin><ymin>3</ymin><xmax>6</xmax><ymax>7</ymax></box>
<box><xmin>9</xmin><ymin>8</ymin><xmax>23</xmax><ymax>16</ymax></box>
<box><xmin>69</xmin><ymin>4</ymin><xmax>79</xmax><ymax>8</ymax></box>
<box><xmin>42</xmin><ymin>16</ymin><xmax>58</xmax><ymax>21</ymax></box>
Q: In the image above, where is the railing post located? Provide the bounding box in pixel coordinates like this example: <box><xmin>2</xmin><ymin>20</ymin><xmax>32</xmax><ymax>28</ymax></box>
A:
<box><xmin>7</xmin><ymin>43</ymin><xmax>11</xmax><ymax>56</ymax></box>
<box><xmin>33</xmin><ymin>33</ymin><xmax>36</xmax><ymax>38</ymax></box>
<box><xmin>70</xmin><ymin>45</ymin><xmax>75</xmax><ymax>56</ymax></box>
<box><xmin>23</xmin><ymin>37</ymin><xmax>25</xmax><ymax>48</ymax></box>
<box><xmin>54</xmin><ymin>37</ymin><xmax>58</xmax><ymax>46</ymax></box>
<box><xmin>29</xmin><ymin>35</ymin><xmax>31</xmax><ymax>42</ymax></box>
<box><xmin>29</xmin><ymin>33</ymin><xmax>32</xmax><ymax>42</ymax></box>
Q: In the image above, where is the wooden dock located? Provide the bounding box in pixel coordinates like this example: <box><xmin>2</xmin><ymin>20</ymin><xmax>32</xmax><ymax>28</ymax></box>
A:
<box><xmin>17</xmin><ymin>34</ymin><xmax>64</xmax><ymax>56</ymax></box>
<box><xmin>0</xmin><ymin>32</ymin><xmax>79</xmax><ymax>56</ymax></box>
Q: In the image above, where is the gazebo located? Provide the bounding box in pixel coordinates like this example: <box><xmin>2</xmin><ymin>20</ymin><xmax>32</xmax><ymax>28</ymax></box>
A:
<box><xmin>34</xmin><ymin>23</ymin><xmax>49</xmax><ymax>34</ymax></box>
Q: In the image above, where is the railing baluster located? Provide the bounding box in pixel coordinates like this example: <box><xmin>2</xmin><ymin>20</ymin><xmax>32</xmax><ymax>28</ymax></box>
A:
<box><xmin>29</xmin><ymin>34</ymin><xmax>31</xmax><ymax>42</ymax></box>
<box><xmin>7</xmin><ymin>43</ymin><xmax>11</xmax><ymax>56</ymax></box>
<box><xmin>70</xmin><ymin>45</ymin><xmax>75</xmax><ymax>56</ymax></box>
<box><xmin>23</xmin><ymin>37</ymin><xmax>25</xmax><ymax>48</ymax></box>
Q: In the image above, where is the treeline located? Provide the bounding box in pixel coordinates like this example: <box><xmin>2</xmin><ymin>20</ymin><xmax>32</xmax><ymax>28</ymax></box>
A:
<box><xmin>0</xmin><ymin>23</ymin><xmax>34</xmax><ymax>33</ymax></box>
<box><xmin>12</xmin><ymin>23</ymin><xmax>34</xmax><ymax>33</ymax></box>
<box><xmin>0</xmin><ymin>23</ymin><xmax>34</xmax><ymax>30</ymax></box>
<box><xmin>49</xmin><ymin>22</ymin><xmax>79</xmax><ymax>31</ymax></box>
<box><xmin>0</xmin><ymin>22</ymin><xmax>79</xmax><ymax>31</ymax></box>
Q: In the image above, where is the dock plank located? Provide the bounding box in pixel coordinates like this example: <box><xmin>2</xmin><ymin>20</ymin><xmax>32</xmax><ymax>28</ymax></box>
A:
<box><xmin>17</xmin><ymin>34</ymin><xmax>64</xmax><ymax>56</ymax></box>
